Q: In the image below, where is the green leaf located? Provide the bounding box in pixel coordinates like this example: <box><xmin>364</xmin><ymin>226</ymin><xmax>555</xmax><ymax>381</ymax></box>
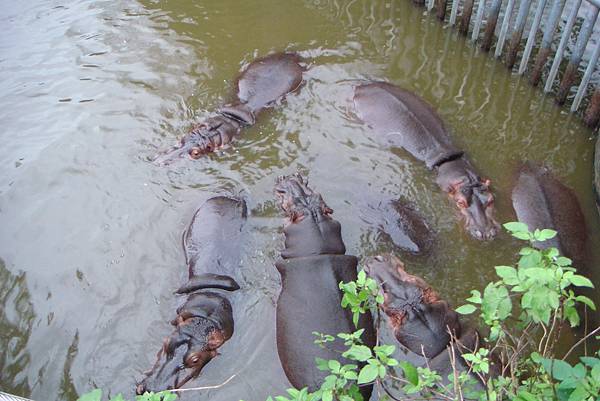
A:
<box><xmin>570</xmin><ymin>275</ymin><xmax>594</xmax><ymax>288</ymax></box>
<box><xmin>344</xmin><ymin>345</ymin><xmax>372</xmax><ymax>362</ymax></box>
<box><xmin>567</xmin><ymin>386</ymin><xmax>588</xmax><ymax>401</ymax></box>
<box><xmin>514</xmin><ymin>391</ymin><xmax>538</xmax><ymax>401</ymax></box>
<box><xmin>541</xmin><ymin>358</ymin><xmax>575</xmax><ymax>380</ymax></box>
<box><xmin>503</xmin><ymin>222</ymin><xmax>529</xmax><ymax>234</ymax></box>
<box><xmin>455</xmin><ymin>304</ymin><xmax>476</xmax><ymax>315</ymax></box>
<box><xmin>556</xmin><ymin>256</ymin><xmax>572</xmax><ymax>266</ymax></box>
<box><xmin>399</xmin><ymin>361</ymin><xmax>419</xmax><ymax>385</ymax></box>
<box><xmin>495</xmin><ymin>265</ymin><xmax>519</xmax><ymax>285</ymax></box>
<box><xmin>591</xmin><ymin>363</ymin><xmax>600</xmax><ymax>382</ymax></box>
<box><xmin>322</xmin><ymin>390</ymin><xmax>333</xmax><ymax>401</ymax></box>
<box><xmin>316</xmin><ymin>358</ymin><xmax>329</xmax><ymax>371</ymax></box>
<box><xmin>575</xmin><ymin>295</ymin><xmax>596</xmax><ymax>310</ymax></box>
<box><xmin>328</xmin><ymin>360</ymin><xmax>341</xmax><ymax>373</ymax></box>
<box><xmin>537</xmin><ymin>229</ymin><xmax>557</xmax><ymax>241</ymax></box>
<box><xmin>78</xmin><ymin>390</ymin><xmax>102</xmax><ymax>401</ymax></box>
<box><xmin>466</xmin><ymin>289</ymin><xmax>482</xmax><ymax>304</ymax></box>
<box><xmin>357</xmin><ymin>364</ymin><xmax>379</xmax><ymax>384</ymax></box>
<box><xmin>513</xmin><ymin>231</ymin><xmax>532</xmax><ymax>240</ymax></box>
<box><xmin>580</xmin><ymin>356</ymin><xmax>600</xmax><ymax>368</ymax></box>
<box><xmin>158</xmin><ymin>392</ymin><xmax>176</xmax><ymax>401</ymax></box>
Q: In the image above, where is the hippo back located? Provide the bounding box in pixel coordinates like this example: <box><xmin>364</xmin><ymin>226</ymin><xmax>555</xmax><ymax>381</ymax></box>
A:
<box><xmin>236</xmin><ymin>53</ymin><xmax>303</xmax><ymax>112</ymax></box>
<box><xmin>183</xmin><ymin>196</ymin><xmax>247</xmax><ymax>278</ymax></box>
<box><xmin>512</xmin><ymin>163</ymin><xmax>587</xmax><ymax>269</ymax></box>
<box><xmin>275</xmin><ymin>255</ymin><xmax>376</xmax><ymax>392</ymax></box>
<box><xmin>353</xmin><ymin>82</ymin><xmax>462</xmax><ymax>169</ymax></box>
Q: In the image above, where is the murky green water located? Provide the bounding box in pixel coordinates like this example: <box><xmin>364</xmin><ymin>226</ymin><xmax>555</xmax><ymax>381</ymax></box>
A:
<box><xmin>1</xmin><ymin>0</ymin><xmax>599</xmax><ymax>400</ymax></box>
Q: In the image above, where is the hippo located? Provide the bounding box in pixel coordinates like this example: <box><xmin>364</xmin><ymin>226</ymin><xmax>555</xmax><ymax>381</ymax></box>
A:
<box><xmin>273</xmin><ymin>173</ymin><xmax>376</xmax><ymax>395</ymax></box>
<box><xmin>353</xmin><ymin>82</ymin><xmax>499</xmax><ymax>240</ymax></box>
<box><xmin>137</xmin><ymin>196</ymin><xmax>247</xmax><ymax>394</ymax></box>
<box><xmin>361</xmin><ymin>198</ymin><xmax>433</xmax><ymax>255</ymax></box>
<box><xmin>365</xmin><ymin>254</ymin><xmax>486</xmax><ymax>392</ymax></box>
<box><xmin>512</xmin><ymin>162</ymin><xmax>588</xmax><ymax>270</ymax></box>
<box><xmin>155</xmin><ymin>53</ymin><xmax>304</xmax><ymax>164</ymax></box>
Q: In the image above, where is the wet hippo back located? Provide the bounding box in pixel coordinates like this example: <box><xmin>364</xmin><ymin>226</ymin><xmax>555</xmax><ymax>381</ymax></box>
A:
<box><xmin>237</xmin><ymin>53</ymin><xmax>303</xmax><ymax>112</ymax></box>
<box><xmin>183</xmin><ymin>196</ymin><xmax>247</xmax><ymax>279</ymax></box>
<box><xmin>361</xmin><ymin>198</ymin><xmax>433</xmax><ymax>255</ymax></box>
<box><xmin>512</xmin><ymin>163</ymin><xmax>587</xmax><ymax>269</ymax></box>
<box><xmin>275</xmin><ymin>255</ymin><xmax>371</xmax><ymax>390</ymax></box>
<box><xmin>353</xmin><ymin>82</ymin><xmax>462</xmax><ymax>169</ymax></box>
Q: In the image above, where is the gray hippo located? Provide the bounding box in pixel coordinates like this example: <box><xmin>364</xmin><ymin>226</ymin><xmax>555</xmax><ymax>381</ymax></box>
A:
<box><xmin>273</xmin><ymin>173</ymin><xmax>376</xmax><ymax>395</ymax></box>
<box><xmin>512</xmin><ymin>162</ymin><xmax>588</xmax><ymax>271</ymax></box>
<box><xmin>155</xmin><ymin>53</ymin><xmax>303</xmax><ymax>164</ymax></box>
<box><xmin>353</xmin><ymin>82</ymin><xmax>499</xmax><ymax>240</ymax></box>
<box><xmin>136</xmin><ymin>196</ymin><xmax>247</xmax><ymax>394</ymax></box>
<box><xmin>361</xmin><ymin>198</ymin><xmax>434</xmax><ymax>255</ymax></box>
<box><xmin>365</xmin><ymin>254</ymin><xmax>485</xmax><ymax>391</ymax></box>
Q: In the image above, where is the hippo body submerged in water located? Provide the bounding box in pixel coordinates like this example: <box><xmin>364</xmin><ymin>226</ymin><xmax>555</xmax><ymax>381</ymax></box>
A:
<box><xmin>137</xmin><ymin>196</ymin><xmax>247</xmax><ymax>394</ymax></box>
<box><xmin>512</xmin><ymin>163</ymin><xmax>588</xmax><ymax>270</ymax></box>
<box><xmin>273</xmin><ymin>173</ymin><xmax>376</xmax><ymax>395</ymax></box>
<box><xmin>353</xmin><ymin>82</ymin><xmax>499</xmax><ymax>240</ymax></box>
<box><xmin>155</xmin><ymin>53</ymin><xmax>303</xmax><ymax>164</ymax></box>
<box><xmin>365</xmin><ymin>254</ymin><xmax>485</xmax><ymax>391</ymax></box>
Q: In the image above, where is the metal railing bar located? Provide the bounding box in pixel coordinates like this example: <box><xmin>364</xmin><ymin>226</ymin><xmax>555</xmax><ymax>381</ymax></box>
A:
<box><xmin>495</xmin><ymin>0</ymin><xmax>516</xmax><ymax>57</ymax></box>
<box><xmin>531</xmin><ymin>0</ymin><xmax>565</xmax><ymax>85</ymax></box>
<box><xmin>482</xmin><ymin>0</ymin><xmax>504</xmax><ymax>50</ymax></box>
<box><xmin>436</xmin><ymin>0</ymin><xmax>447</xmax><ymax>20</ymax></box>
<box><xmin>519</xmin><ymin>0</ymin><xmax>547</xmax><ymax>74</ymax></box>
<box><xmin>557</xmin><ymin>4</ymin><xmax>599</xmax><ymax>103</ymax></box>
<box><xmin>572</xmin><ymin>40</ymin><xmax>600</xmax><ymax>111</ymax></box>
<box><xmin>460</xmin><ymin>0</ymin><xmax>475</xmax><ymax>33</ymax></box>
<box><xmin>450</xmin><ymin>0</ymin><xmax>461</xmax><ymax>24</ymax></box>
<box><xmin>506</xmin><ymin>0</ymin><xmax>533</xmax><ymax>67</ymax></box>
<box><xmin>544</xmin><ymin>0</ymin><xmax>583</xmax><ymax>92</ymax></box>
<box><xmin>472</xmin><ymin>0</ymin><xmax>487</xmax><ymax>40</ymax></box>
<box><xmin>428</xmin><ymin>0</ymin><xmax>435</xmax><ymax>12</ymax></box>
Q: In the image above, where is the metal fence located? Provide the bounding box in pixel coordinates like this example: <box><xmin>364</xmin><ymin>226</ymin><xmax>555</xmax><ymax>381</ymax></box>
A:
<box><xmin>416</xmin><ymin>0</ymin><xmax>600</xmax><ymax>127</ymax></box>
<box><xmin>0</xmin><ymin>392</ymin><xmax>33</xmax><ymax>401</ymax></box>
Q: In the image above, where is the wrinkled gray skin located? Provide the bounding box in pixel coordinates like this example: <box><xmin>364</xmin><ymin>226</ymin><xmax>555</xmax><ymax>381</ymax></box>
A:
<box><xmin>137</xmin><ymin>196</ymin><xmax>246</xmax><ymax>394</ymax></box>
<box><xmin>365</xmin><ymin>254</ymin><xmax>488</xmax><ymax>394</ymax></box>
<box><xmin>155</xmin><ymin>53</ymin><xmax>303</xmax><ymax>165</ymax></box>
<box><xmin>365</xmin><ymin>254</ymin><xmax>460</xmax><ymax>358</ymax></box>
<box><xmin>361</xmin><ymin>198</ymin><xmax>433</xmax><ymax>255</ymax></box>
<box><xmin>353</xmin><ymin>82</ymin><xmax>499</xmax><ymax>240</ymax></box>
<box><xmin>274</xmin><ymin>173</ymin><xmax>376</xmax><ymax>395</ymax></box>
<box><xmin>512</xmin><ymin>163</ymin><xmax>588</xmax><ymax>270</ymax></box>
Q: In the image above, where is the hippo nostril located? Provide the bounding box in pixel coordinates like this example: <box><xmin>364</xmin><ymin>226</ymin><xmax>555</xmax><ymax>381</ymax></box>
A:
<box><xmin>189</xmin><ymin>147</ymin><xmax>202</xmax><ymax>159</ymax></box>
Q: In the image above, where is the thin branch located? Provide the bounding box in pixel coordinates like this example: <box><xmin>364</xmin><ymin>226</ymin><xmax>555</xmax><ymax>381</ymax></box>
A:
<box><xmin>168</xmin><ymin>374</ymin><xmax>236</xmax><ymax>392</ymax></box>
<box><xmin>562</xmin><ymin>325</ymin><xmax>600</xmax><ymax>361</ymax></box>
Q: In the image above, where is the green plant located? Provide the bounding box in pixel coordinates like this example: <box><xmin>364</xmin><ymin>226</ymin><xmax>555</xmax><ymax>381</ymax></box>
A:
<box><xmin>76</xmin><ymin>389</ymin><xmax>175</xmax><ymax>401</ymax></box>
<box><xmin>268</xmin><ymin>222</ymin><xmax>599</xmax><ymax>401</ymax></box>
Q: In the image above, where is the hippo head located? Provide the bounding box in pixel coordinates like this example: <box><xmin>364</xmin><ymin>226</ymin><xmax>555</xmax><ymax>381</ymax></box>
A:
<box><xmin>274</xmin><ymin>173</ymin><xmax>333</xmax><ymax>224</ymax></box>
<box><xmin>436</xmin><ymin>159</ymin><xmax>499</xmax><ymax>240</ymax></box>
<box><xmin>452</xmin><ymin>178</ymin><xmax>498</xmax><ymax>240</ymax></box>
<box><xmin>153</xmin><ymin>124</ymin><xmax>222</xmax><ymax>166</ymax></box>
<box><xmin>364</xmin><ymin>254</ymin><xmax>459</xmax><ymax>357</ymax></box>
<box><xmin>136</xmin><ymin>317</ymin><xmax>224</xmax><ymax>394</ymax></box>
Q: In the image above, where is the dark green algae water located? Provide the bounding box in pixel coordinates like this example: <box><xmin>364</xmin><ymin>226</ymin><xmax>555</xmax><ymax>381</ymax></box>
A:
<box><xmin>0</xmin><ymin>0</ymin><xmax>599</xmax><ymax>400</ymax></box>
